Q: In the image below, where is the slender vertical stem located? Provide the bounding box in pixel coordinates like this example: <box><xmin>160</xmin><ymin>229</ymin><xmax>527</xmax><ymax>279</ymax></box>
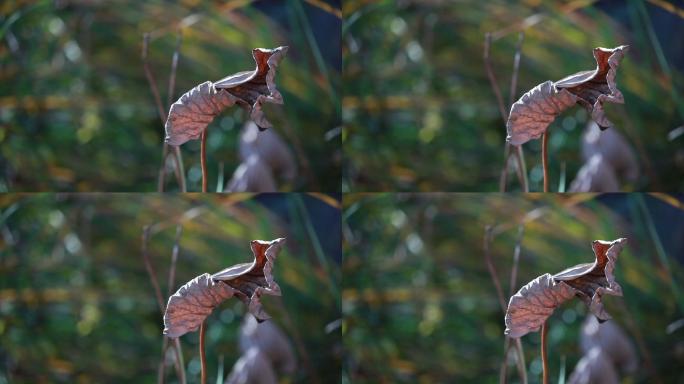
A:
<box><xmin>167</xmin><ymin>31</ymin><xmax>186</xmax><ymax>192</ymax></box>
<box><xmin>201</xmin><ymin>129</ymin><xmax>208</xmax><ymax>193</ymax></box>
<box><xmin>485</xmin><ymin>32</ymin><xmax>527</xmax><ymax>191</ymax></box>
<box><xmin>142</xmin><ymin>32</ymin><xmax>185</xmax><ymax>192</ymax></box>
<box><xmin>541</xmin><ymin>321</ymin><xmax>549</xmax><ymax>384</ymax></box>
<box><xmin>200</xmin><ymin>321</ymin><xmax>207</xmax><ymax>384</ymax></box>
<box><xmin>483</xmin><ymin>226</ymin><xmax>507</xmax><ymax>312</ymax></box>
<box><xmin>174</xmin><ymin>338</ymin><xmax>186</xmax><ymax>384</ymax></box>
<box><xmin>542</xmin><ymin>131</ymin><xmax>549</xmax><ymax>192</ymax></box>
<box><xmin>509</xmin><ymin>32</ymin><xmax>524</xmax><ymax>108</ymax></box>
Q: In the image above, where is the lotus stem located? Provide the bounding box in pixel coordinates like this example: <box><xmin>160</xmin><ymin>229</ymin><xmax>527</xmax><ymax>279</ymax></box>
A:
<box><xmin>200</xmin><ymin>320</ymin><xmax>207</xmax><ymax>384</ymax></box>
<box><xmin>542</xmin><ymin>131</ymin><xmax>549</xmax><ymax>192</ymax></box>
<box><xmin>541</xmin><ymin>321</ymin><xmax>549</xmax><ymax>384</ymax></box>
<box><xmin>201</xmin><ymin>129</ymin><xmax>208</xmax><ymax>193</ymax></box>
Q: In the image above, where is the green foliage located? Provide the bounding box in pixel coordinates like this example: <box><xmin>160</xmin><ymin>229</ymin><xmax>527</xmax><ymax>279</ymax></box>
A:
<box><xmin>0</xmin><ymin>193</ymin><xmax>341</xmax><ymax>383</ymax></box>
<box><xmin>342</xmin><ymin>0</ymin><xmax>684</xmax><ymax>192</ymax></box>
<box><xmin>0</xmin><ymin>1</ymin><xmax>341</xmax><ymax>191</ymax></box>
<box><xmin>342</xmin><ymin>193</ymin><xmax>684</xmax><ymax>383</ymax></box>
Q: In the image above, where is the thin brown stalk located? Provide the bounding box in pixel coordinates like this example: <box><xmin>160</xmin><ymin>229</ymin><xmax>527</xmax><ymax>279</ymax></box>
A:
<box><xmin>173</xmin><ymin>338</ymin><xmax>186</xmax><ymax>384</ymax></box>
<box><xmin>167</xmin><ymin>31</ymin><xmax>187</xmax><ymax>192</ymax></box>
<box><xmin>498</xmin><ymin>144</ymin><xmax>512</xmax><ymax>192</ymax></box>
<box><xmin>484</xmin><ymin>33</ymin><xmax>508</xmax><ymax>124</ymax></box>
<box><xmin>143</xmin><ymin>33</ymin><xmax>172</xmax><ymax>193</ymax></box>
<box><xmin>200</xmin><ymin>321</ymin><xmax>207</xmax><ymax>384</ymax></box>
<box><xmin>509</xmin><ymin>225</ymin><xmax>524</xmax><ymax>296</ymax></box>
<box><xmin>542</xmin><ymin>131</ymin><xmax>549</xmax><ymax>192</ymax></box>
<box><xmin>144</xmin><ymin>225</ymin><xmax>186</xmax><ymax>384</ymax></box>
<box><xmin>541</xmin><ymin>321</ymin><xmax>549</xmax><ymax>384</ymax></box>
<box><xmin>143</xmin><ymin>32</ymin><xmax>185</xmax><ymax>192</ymax></box>
<box><xmin>167</xmin><ymin>224</ymin><xmax>183</xmax><ymax>296</ymax></box>
<box><xmin>513</xmin><ymin>338</ymin><xmax>527</xmax><ymax>384</ymax></box>
<box><xmin>201</xmin><ymin>129</ymin><xmax>208</xmax><ymax>192</ymax></box>
<box><xmin>500</xmin><ymin>337</ymin><xmax>512</xmax><ymax>384</ymax></box>
<box><xmin>495</xmin><ymin>223</ymin><xmax>528</xmax><ymax>384</ymax></box>
<box><xmin>485</xmin><ymin>32</ymin><xmax>527</xmax><ymax>192</ymax></box>
<box><xmin>509</xmin><ymin>32</ymin><xmax>524</xmax><ymax>108</ymax></box>
<box><xmin>142</xmin><ymin>226</ymin><xmax>165</xmax><ymax>314</ymax></box>
<box><xmin>143</xmin><ymin>33</ymin><xmax>167</xmax><ymax>124</ymax></box>
<box><xmin>509</xmin><ymin>32</ymin><xmax>529</xmax><ymax>192</ymax></box>
<box><xmin>483</xmin><ymin>226</ymin><xmax>507</xmax><ymax>312</ymax></box>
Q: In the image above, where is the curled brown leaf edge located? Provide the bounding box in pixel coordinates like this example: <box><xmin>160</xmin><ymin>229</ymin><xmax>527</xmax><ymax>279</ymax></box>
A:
<box><xmin>164</xmin><ymin>46</ymin><xmax>288</xmax><ymax>146</ymax></box>
<box><xmin>504</xmin><ymin>238</ymin><xmax>627</xmax><ymax>338</ymax></box>
<box><xmin>163</xmin><ymin>238</ymin><xmax>284</xmax><ymax>339</ymax></box>
<box><xmin>506</xmin><ymin>46</ymin><xmax>628</xmax><ymax>146</ymax></box>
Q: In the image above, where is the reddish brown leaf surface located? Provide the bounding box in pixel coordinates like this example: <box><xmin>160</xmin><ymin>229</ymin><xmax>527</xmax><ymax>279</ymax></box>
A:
<box><xmin>505</xmin><ymin>238</ymin><xmax>627</xmax><ymax>338</ymax></box>
<box><xmin>163</xmin><ymin>238</ymin><xmax>284</xmax><ymax>338</ymax></box>
<box><xmin>212</xmin><ymin>238</ymin><xmax>284</xmax><ymax>322</ymax></box>
<box><xmin>163</xmin><ymin>273</ymin><xmax>237</xmax><ymax>338</ymax></box>
<box><xmin>507</xmin><ymin>46</ymin><xmax>628</xmax><ymax>145</ymax></box>
<box><xmin>164</xmin><ymin>47</ymin><xmax>288</xmax><ymax>146</ymax></box>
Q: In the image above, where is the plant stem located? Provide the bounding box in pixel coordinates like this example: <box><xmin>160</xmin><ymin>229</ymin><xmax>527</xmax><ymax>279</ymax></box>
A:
<box><xmin>201</xmin><ymin>129</ymin><xmax>208</xmax><ymax>193</ymax></box>
<box><xmin>542</xmin><ymin>131</ymin><xmax>549</xmax><ymax>192</ymax></box>
<box><xmin>541</xmin><ymin>321</ymin><xmax>549</xmax><ymax>384</ymax></box>
<box><xmin>200</xmin><ymin>320</ymin><xmax>207</xmax><ymax>384</ymax></box>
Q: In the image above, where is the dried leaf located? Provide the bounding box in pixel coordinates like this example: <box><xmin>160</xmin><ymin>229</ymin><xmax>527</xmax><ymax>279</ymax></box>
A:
<box><xmin>216</xmin><ymin>47</ymin><xmax>288</xmax><ymax>131</ymax></box>
<box><xmin>163</xmin><ymin>238</ymin><xmax>284</xmax><ymax>338</ymax></box>
<box><xmin>165</xmin><ymin>46</ymin><xmax>288</xmax><ymax>146</ymax></box>
<box><xmin>163</xmin><ymin>273</ymin><xmax>237</xmax><ymax>338</ymax></box>
<box><xmin>239</xmin><ymin>121</ymin><xmax>297</xmax><ymax>183</ymax></box>
<box><xmin>505</xmin><ymin>238</ymin><xmax>626</xmax><ymax>338</ymax></box>
<box><xmin>164</xmin><ymin>81</ymin><xmax>238</xmax><ymax>146</ymax></box>
<box><xmin>226</xmin><ymin>154</ymin><xmax>278</xmax><ymax>193</ymax></box>
<box><xmin>506</xmin><ymin>81</ymin><xmax>578</xmax><ymax>145</ymax></box>
<box><xmin>212</xmin><ymin>238</ymin><xmax>284</xmax><ymax>322</ymax></box>
<box><xmin>568</xmin><ymin>154</ymin><xmax>620</xmax><ymax>192</ymax></box>
<box><xmin>504</xmin><ymin>273</ymin><xmax>577</xmax><ymax>338</ymax></box>
<box><xmin>507</xmin><ymin>46</ymin><xmax>628</xmax><ymax>145</ymax></box>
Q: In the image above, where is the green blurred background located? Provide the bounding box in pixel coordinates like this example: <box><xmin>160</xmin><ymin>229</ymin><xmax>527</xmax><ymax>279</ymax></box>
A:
<box><xmin>342</xmin><ymin>193</ymin><xmax>684</xmax><ymax>383</ymax></box>
<box><xmin>0</xmin><ymin>0</ymin><xmax>341</xmax><ymax>192</ymax></box>
<box><xmin>0</xmin><ymin>193</ymin><xmax>341</xmax><ymax>383</ymax></box>
<box><xmin>342</xmin><ymin>0</ymin><xmax>684</xmax><ymax>192</ymax></box>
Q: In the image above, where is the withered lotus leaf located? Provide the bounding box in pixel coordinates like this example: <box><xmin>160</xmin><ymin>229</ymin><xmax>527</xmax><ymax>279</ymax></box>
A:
<box><xmin>163</xmin><ymin>238</ymin><xmax>284</xmax><ymax>338</ymax></box>
<box><xmin>507</xmin><ymin>46</ymin><xmax>628</xmax><ymax>146</ymax></box>
<box><xmin>163</xmin><ymin>273</ymin><xmax>237</xmax><ymax>338</ymax></box>
<box><xmin>505</xmin><ymin>238</ymin><xmax>626</xmax><ymax>338</ymax></box>
<box><xmin>212</xmin><ymin>238</ymin><xmax>284</xmax><ymax>322</ymax></box>
<box><xmin>164</xmin><ymin>46</ymin><xmax>288</xmax><ymax>146</ymax></box>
